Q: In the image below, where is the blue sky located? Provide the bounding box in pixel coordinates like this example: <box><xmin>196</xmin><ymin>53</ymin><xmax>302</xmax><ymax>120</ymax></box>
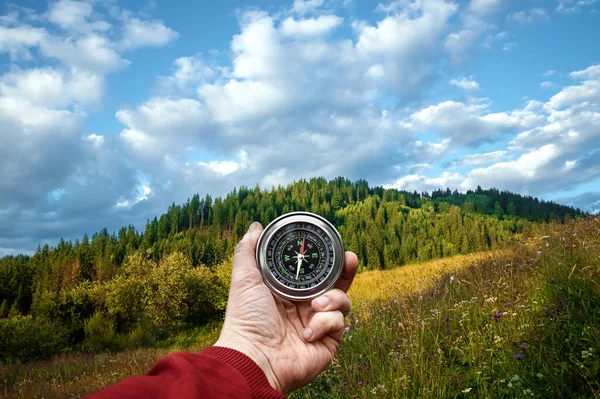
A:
<box><xmin>1</xmin><ymin>0</ymin><xmax>599</xmax><ymax>255</ymax></box>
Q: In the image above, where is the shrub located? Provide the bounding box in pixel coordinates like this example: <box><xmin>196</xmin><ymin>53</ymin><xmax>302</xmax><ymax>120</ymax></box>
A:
<box><xmin>0</xmin><ymin>315</ymin><xmax>69</xmax><ymax>362</ymax></box>
<box><xmin>82</xmin><ymin>312</ymin><xmax>118</xmax><ymax>352</ymax></box>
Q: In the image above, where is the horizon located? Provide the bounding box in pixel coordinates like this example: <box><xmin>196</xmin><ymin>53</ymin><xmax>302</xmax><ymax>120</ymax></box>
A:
<box><xmin>1</xmin><ymin>0</ymin><xmax>599</xmax><ymax>255</ymax></box>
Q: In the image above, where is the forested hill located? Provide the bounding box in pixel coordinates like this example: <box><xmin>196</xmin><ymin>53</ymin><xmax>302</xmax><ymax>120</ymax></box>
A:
<box><xmin>0</xmin><ymin>177</ymin><xmax>585</xmax><ymax>321</ymax></box>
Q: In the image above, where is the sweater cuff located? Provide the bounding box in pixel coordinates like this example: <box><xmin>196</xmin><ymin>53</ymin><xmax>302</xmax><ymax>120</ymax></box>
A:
<box><xmin>200</xmin><ymin>346</ymin><xmax>285</xmax><ymax>399</ymax></box>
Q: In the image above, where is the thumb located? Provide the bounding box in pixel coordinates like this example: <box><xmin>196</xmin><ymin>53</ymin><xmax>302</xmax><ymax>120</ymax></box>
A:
<box><xmin>233</xmin><ymin>222</ymin><xmax>263</xmax><ymax>273</ymax></box>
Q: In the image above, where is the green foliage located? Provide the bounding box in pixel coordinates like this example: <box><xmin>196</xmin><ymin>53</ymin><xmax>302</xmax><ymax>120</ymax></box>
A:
<box><xmin>0</xmin><ymin>315</ymin><xmax>69</xmax><ymax>362</ymax></box>
<box><xmin>82</xmin><ymin>312</ymin><xmax>117</xmax><ymax>353</ymax></box>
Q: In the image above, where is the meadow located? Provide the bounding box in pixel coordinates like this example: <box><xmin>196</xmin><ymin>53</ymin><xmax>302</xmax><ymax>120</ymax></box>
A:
<box><xmin>1</xmin><ymin>217</ymin><xmax>598</xmax><ymax>398</ymax></box>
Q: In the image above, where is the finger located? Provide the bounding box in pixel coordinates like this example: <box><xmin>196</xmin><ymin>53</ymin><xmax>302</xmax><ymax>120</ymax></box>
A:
<box><xmin>302</xmin><ymin>311</ymin><xmax>345</xmax><ymax>343</ymax></box>
<box><xmin>311</xmin><ymin>289</ymin><xmax>351</xmax><ymax>316</ymax></box>
<box><xmin>233</xmin><ymin>222</ymin><xmax>263</xmax><ymax>272</ymax></box>
<box><xmin>334</xmin><ymin>251</ymin><xmax>358</xmax><ymax>293</ymax></box>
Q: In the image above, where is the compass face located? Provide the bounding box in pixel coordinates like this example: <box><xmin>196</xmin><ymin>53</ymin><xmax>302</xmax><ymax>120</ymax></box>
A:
<box><xmin>256</xmin><ymin>212</ymin><xmax>344</xmax><ymax>301</ymax></box>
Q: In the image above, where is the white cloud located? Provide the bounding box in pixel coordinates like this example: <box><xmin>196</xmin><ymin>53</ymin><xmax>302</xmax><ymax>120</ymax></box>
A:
<box><xmin>557</xmin><ymin>0</ymin><xmax>597</xmax><ymax>14</ymax></box>
<box><xmin>198</xmin><ymin>154</ymin><xmax>249</xmax><ymax>176</ymax></box>
<box><xmin>502</xmin><ymin>42</ymin><xmax>517</xmax><ymax>51</ymax></box>
<box><xmin>543</xmin><ymin>70</ymin><xmax>556</xmax><ymax>77</ymax></box>
<box><xmin>451</xmin><ymin>150</ymin><xmax>508</xmax><ymax>167</ymax></box>
<box><xmin>280</xmin><ymin>15</ymin><xmax>343</xmax><ymax>37</ymax></box>
<box><xmin>445</xmin><ymin>0</ymin><xmax>505</xmax><ymax>63</ymax></box>
<box><xmin>541</xmin><ymin>81</ymin><xmax>557</xmax><ymax>89</ymax></box>
<box><xmin>118</xmin><ymin>18</ymin><xmax>178</xmax><ymax>50</ymax></box>
<box><xmin>47</xmin><ymin>0</ymin><xmax>110</xmax><ymax>33</ymax></box>
<box><xmin>0</xmin><ymin>67</ymin><xmax>103</xmax><ymax>108</ymax></box>
<box><xmin>291</xmin><ymin>0</ymin><xmax>325</xmax><ymax>15</ymax></box>
<box><xmin>470</xmin><ymin>0</ymin><xmax>504</xmax><ymax>17</ymax></box>
<box><xmin>406</xmin><ymin>100</ymin><xmax>538</xmax><ymax>150</ymax></box>
<box><xmin>507</xmin><ymin>8</ymin><xmax>549</xmax><ymax>24</ymax></box>
<box><xmin>161</xmin><ymin>56</ymin><xmax>214</xmax><ymax>90</ymax></box>
<box><xmin>450</xmin><ymin>76</ymin><xmax>480</xmax><ymax>91</ymax></box>
<box><xmin>570</xmin><ymin>64</ymin><xmax>600</xmax><ymax>80</ymax></box>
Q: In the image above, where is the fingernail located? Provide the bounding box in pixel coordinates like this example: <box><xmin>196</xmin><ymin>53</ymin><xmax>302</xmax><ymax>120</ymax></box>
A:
<box><xmin>315</xmin><ymin>296</ymin><xmax>330</xmax><ymax>308</ymax></box>
<box><xmin>248</xmin><ymin>222</ymin><xmax>258</xmax><ymax>233</ymax></box>
<box><xmin>303</xmin><ymin>328</ymin><xmax>313</xmax><ymax>341</ymax></box>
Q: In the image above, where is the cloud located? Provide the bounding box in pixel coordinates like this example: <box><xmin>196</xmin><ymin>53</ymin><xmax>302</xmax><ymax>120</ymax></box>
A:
<box><xmin>502</xmin><ymin>42</ymin><xmax>517</xmax><ymax>51</ymax></box>
<box><xmin>557</xmin><ymin>0</ymin><xmax>597</xmax><ymax>14</ymax></box>
<box><xmin>291</xmin><ymin>0</ymin><xmax>325</xmax><ymax>15</ymax></box>
<box><xmin>118</xmin><ymin>18</ymin><xmax>178</xmax><ymax>50</ymax></box>
<box><xmin>507</xmin><ymin>8</ymin><xmax>549</xmax><ymax>24</ymax></box>
<box><xmin>450</xmin><ymin>150</ymin><xmax>508</xmax><ymax>167</ymax></box>
<box><xmin>543</xmin><ymin>70</ymin><xmax>556</xmax><ymax>77</ymax></box>
<box><xmin>445</xmin><ymin>0</ymin><xmax>505</xmax><ymax>63</ymax></box>
<box><xmin>540</xmin><ymin>81</ymin><xmax>557</xmax><ymax>89</ymax></box>
<box><xmin>450</xmin><ymin>76</ymin><xmax>480</xmax><ymax>91</ymax></box>
<box><xmin>0</xmin><ymin>67</ymin><xmax>103</xmax><ymax>108</ymax></box>
<box><xmin>280</xmin><ymin>15</ymin><xmax>343</xmax><ymax>36</ymax></box>
<box><xmin>47</xmin><ymin>0</ymin><xmax>111</xmax><ymax>33</ymax></box>
<box><xmin>405</xmin><ymin>100</ymin><xmax>541</xmax><ymax>150</ymax></box>
<box><xmin>470</xmin><ymin>0</ymin><xmax>504</xmax><ymax>17</ymax></box>
<box><xmin>0</xmin><ymin>0</ymin><xmax>180</xmax><ymax>254</ymax></box>
<box><xmin>555</xmin><ymin>191</ymin><xmax>600</xmax><ymax>213</ymax></box>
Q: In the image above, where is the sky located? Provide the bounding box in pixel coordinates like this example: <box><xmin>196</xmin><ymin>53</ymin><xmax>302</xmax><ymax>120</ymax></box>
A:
<box><xmin>0</xmin><ymin>0</ymin><xmax>599</xmax><ymax>256</ymax></box>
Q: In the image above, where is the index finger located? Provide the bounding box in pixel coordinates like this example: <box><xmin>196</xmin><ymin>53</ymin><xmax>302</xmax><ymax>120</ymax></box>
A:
<box><xmin>334</xmin><ymin>251</ymin><xmax>358</xmax><ymax>293</ymax></box>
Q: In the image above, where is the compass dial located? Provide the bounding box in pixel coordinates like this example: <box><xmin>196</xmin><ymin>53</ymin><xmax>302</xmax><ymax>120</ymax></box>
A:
<box><xmin>256</xmin><ymin>212</ymin><xmax>344</xmax><ymax>301</ymax></box>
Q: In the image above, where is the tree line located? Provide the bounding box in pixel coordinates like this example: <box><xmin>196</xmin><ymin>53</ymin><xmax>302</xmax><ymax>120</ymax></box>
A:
<box><xmin>0</xmin><ymin>177</ymin><xmax>584</xmax><ymax>361</ymax></box>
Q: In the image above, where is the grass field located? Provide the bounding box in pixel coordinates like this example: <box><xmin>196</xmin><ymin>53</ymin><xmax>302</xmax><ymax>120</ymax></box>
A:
<box><xmin>1</xmin><ymin>218</ymin><xmax>599</xmax><ymax>398</ymax></box>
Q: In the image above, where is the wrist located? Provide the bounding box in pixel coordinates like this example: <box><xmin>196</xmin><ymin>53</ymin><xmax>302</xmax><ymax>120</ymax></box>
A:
<box><xmin>215</xmin><ymin>332</ymin><xmax>282</xmax><ymax>393</ymax></box>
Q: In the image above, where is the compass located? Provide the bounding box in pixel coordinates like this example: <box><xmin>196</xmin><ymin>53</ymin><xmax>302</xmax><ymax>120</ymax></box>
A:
<box><xmin>256</xmin><ymin>211</ymin><xmax>345</xmax><ymax>301</ymax></box>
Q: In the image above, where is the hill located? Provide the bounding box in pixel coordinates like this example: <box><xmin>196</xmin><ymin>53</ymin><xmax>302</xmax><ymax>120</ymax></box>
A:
<box><xmin>1</xmin><ymin>217</ymin><xmax>598</xmax><ymax>398</ymax></box>
<box><xmin>0</xmin><ymin>177</ymin><xmax>586</xmax><ymax>364</ymax></box>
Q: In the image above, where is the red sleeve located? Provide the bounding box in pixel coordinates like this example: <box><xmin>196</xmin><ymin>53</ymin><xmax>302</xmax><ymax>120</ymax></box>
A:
<box><xmin>85</xmin><ymin>346</ymin><xmax>285</xmax><ymax>399</ymax></box>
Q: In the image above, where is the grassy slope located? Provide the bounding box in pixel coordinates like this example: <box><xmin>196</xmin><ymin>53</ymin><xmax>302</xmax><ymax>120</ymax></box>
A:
<box><xmin>2</xmin><ymin>218</ymin><xmax>599</xmax><ymax>399</ymax></box>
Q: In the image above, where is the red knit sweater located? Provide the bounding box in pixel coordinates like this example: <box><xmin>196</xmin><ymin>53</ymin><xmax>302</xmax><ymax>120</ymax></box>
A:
<box><xmin>85</xmin><ymin>346</ymin><xmax>285</xmax><ymax>399</ymax></box>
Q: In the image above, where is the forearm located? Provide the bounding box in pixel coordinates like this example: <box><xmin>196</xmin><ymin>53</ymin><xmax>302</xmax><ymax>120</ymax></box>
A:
<box><xmin>85</xmin><ymin>347</ymin><xmax>285</xmax><ymax>399</ymax></box>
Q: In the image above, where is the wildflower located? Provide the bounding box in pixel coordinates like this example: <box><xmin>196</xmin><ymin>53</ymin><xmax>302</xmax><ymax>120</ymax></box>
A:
<box><xmin>520</xmin><ymin>344</ymin><xmax>528</xmax><ymax>350</ymax></box>
<box><xmin>443</xmin><ymin>316</ymin><xmax>450</xmax><ymax>323</ymax></box>
<box><xmin>513</xmin><ymin>353</ymin><xmax>523</xmax><ymax>360</ymax></box>
<box><xmin>462</xmin><ymin>388</ymin><xmax>472</xmax><ymax>393</ymax></box>
<box><xmin>536</xmin><ymin>373</ymin><xmax>544</xmax><ymax>378</ymax></box>
<box><xmin>450</xmin><ymin>275</ymin><xmax>455</xmax><ymax>282</ymax></box>
<box><xmin>358</xmin><ymin>381</ymin><xmax>363</xmax><ymax>387</ymax></box>
<box><xmin>507</xmin><ymin>382</ymin><xmax>513</xmax><ymax>388</ymax></box>
<box><xmin>562</xmin><ymin>237</ymin><xmax>566</xmax><ymax>241</ymax></box>
<box><xmin>546</xmin><ymin>243</ymin><xmax>550</xmax><ymax>248</ymax></box>
<box><xmin>361</xmin><ymin>301</ymin><xmax>366</xmax><ymax>306</ymax></box>
<box><xmin>512</xmin><ymin>375</ymin><xmax>520</xmax><ymax>382</ymax></box>
<box><xmin>493</xmin><ymin>313</ymin><xmax>504</xmax><ymax>320</ymax></box>
<box><xmin>344</xmin><ymin>326</ymin><xmax>351</xmax><ymax>333</ymax></box>
<box><xmin>426</xmin><ymin>355</ymin><xmax>432</xmax><ymax>360</ymax></box>
<box><xmin>550</xmin><ymin>278</ymin><xmax>555</xmax><ymax>284</ymax></box>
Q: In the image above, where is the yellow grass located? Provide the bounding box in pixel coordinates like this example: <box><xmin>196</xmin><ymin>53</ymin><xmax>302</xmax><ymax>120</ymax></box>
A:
<box><xmin>348</xmin><ymin>250</ymin><xmax>510</xmax><ymax>305</ymax></box>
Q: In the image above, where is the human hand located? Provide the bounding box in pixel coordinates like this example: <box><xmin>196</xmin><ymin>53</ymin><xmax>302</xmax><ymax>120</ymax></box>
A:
<box><xmin>214</xmin><ymin>222</ymin><xmax>358</xmax><ymax>394</ymax></box>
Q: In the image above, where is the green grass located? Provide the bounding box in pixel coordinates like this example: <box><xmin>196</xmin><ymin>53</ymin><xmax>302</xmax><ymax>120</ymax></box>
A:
<box><xmin>1</xmin><ymin>218</ymin><xmax>599</xmax><ymax>398</ymax></box>
<box><xmin>291</xmin><ymin>217</ymin><xmax>600</xmax><ymax>398</ymax></box>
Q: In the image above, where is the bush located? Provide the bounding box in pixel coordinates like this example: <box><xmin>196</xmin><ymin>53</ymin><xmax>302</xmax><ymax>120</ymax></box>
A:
<box><xmin>0</xmin><ymin>315</ymin><xmax>69</xmax><ymax>362</ymax></box>
<box><xmin>82</xmin><ymin>312</ymin><xmax>118</xmax><ymax>352</ymax></box>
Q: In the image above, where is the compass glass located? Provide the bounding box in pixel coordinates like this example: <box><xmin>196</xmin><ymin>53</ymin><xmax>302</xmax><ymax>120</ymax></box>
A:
<box><xmin>266</xmin><ymin>221</ymin><xmax>335</xmax><ymax>290</ymax></box>
<box><xmin>257</xmin><ymin>211</ymin><xmax>344</xmax><ymax>301</ymax></box>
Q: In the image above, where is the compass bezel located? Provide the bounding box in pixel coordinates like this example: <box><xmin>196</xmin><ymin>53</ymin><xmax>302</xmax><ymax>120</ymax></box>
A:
<box><xmin>256</xmin><ymin>211</ymin><xmax>345</xmax><ymax>301</ymax></box>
